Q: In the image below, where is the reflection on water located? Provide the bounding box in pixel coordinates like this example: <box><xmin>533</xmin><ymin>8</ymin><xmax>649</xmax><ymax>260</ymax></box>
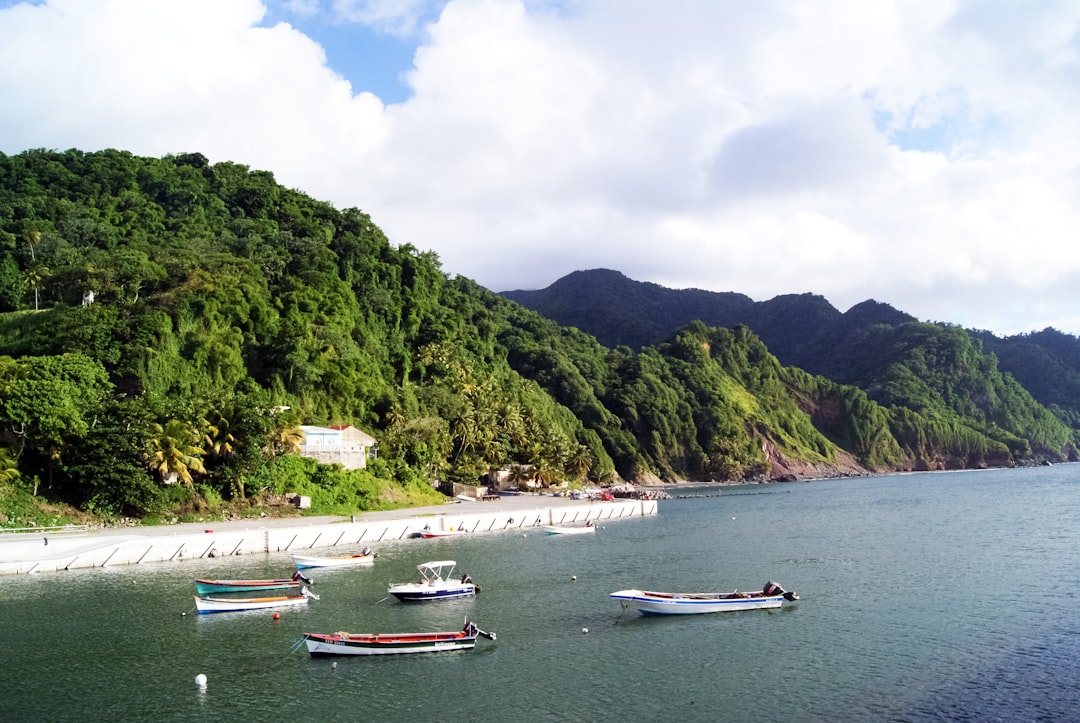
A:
<box><xmin>2</xmin><ymin>465</ymin><xmax>1079</xmax><ymax>721</ymax></box>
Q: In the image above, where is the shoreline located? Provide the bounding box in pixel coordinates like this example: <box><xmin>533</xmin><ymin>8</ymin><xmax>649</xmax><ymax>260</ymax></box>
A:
<box><xmin>0</xmin><ymin>495</ymin><xmax>658</xmax><ymax>575</ymax></box>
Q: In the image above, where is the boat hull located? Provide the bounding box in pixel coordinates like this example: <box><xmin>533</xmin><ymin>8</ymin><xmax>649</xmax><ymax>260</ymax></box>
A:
<box><xmin>291</xmin><ymin>552</ymin><xmax>376</xmax><ymax>569</ymax></box>
<box><xmin>610</xmin><ymin>589</ymin><xmax>788</xmax><ymax>615</ymax></box>
<box><xmin>387</xmin><ymin>583</ymin><xmax>475</xmax><ymax>602</ymax></box>
<box><xmin>194</xmin><ymin>579</ymin><xmax>298</xmax><ymax>596</ymax></box>
<box><xmin>304</xmin><ymin>631</ymin><xmax>477</xmax><ymax>656</ymax></box>
<box><xmin>542</xmin><ymin>525</ymin><xmax>595</xmax><ymax>535</ymax></box>
<box><xmin>418</xmin><ymin>530</ymin><xmax>468</xmax><ymax>538</ymax></box>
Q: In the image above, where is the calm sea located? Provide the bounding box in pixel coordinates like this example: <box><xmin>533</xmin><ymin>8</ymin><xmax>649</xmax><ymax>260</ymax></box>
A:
<box><xmin>2</xmin><ymin>465</ymin><xmax>1079</xmax><ymax>722</ymax></box>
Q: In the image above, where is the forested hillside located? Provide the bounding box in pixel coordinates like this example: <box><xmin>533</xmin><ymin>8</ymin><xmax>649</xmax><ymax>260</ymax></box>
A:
<box><xmin>503</xmin><ymin>269</ymin><xmax>1080</xmax><ymax>465</ymax></box>
<box><xmin>0</xmin><ymin>150</ymin><xmax>1074</xmax><ymax>525</ymax></box>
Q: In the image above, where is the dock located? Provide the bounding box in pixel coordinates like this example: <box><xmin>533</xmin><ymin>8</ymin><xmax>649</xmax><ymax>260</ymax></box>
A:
<box><xmin>0</xmin><ymin>497</ymin><xmax>657</xmax><ymax>575</ymax></box>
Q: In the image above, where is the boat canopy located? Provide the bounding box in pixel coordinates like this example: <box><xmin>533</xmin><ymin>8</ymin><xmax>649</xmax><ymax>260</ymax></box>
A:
<box><xmin>417</xmin><ymin>560</ymin><xmax>456</xmax><ymax>571</ymax></box>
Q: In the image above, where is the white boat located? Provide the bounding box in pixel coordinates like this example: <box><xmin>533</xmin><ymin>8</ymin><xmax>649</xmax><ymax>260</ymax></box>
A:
<box><xmin>194</xmin><ymin>587</ymin><xmax>319</xmax><ymax>614</ymax></box>
<box><xmin>387</xmin><ymin>560</ymin><xmax>477</xmax><ymax>602</ymax></box>
<box><xmin>417</xmin><ymin>525</ymin><xmax>469</xmax><ymax>538</ymax></box>
<box><xmin>303</xmin><ymin>620</ymin><xmax>496</xmax><ymax>656</ymax></box>
<box><xmin>611</xmin><ymin>582</ymin><xmax>798</xmax><ymax>616</ymax></box>
<box><xmin>291</xmin><ymin>547</ymin><xmax>378</xmax><ymax>569</ymax></box>
<box><xmin>542</xmin><ymin>523</ymin><xmax>596</xmax><ymax>535</ymax></box>
<box><xmin>194</xmin><ymin>576</ymin><xmax>306</xmax><ymax>596</ymax></box>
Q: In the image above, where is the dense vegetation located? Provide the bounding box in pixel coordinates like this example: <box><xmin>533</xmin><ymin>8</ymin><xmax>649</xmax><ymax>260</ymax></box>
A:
<box><xmin>0</xmin><ymin>150</ymin><xmax>1075</xmax><ymax>526</ymax></box>
<box><xmin>504</xmin><ymin>269</ymin><xmax>1080</xmax><ymax>468</ymax></box>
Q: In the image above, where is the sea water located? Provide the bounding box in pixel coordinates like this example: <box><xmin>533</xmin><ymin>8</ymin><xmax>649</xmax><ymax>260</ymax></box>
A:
<box><xmin>2</xmin><ymin>465</ymin><xmax>1079</xmax><ymax>721</ymax></box>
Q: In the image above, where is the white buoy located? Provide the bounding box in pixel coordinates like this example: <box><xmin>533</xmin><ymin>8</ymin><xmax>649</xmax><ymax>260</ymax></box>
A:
<box><xmin>582</xmin><ymin>627</ymin><xmax>589</xmax><ymax>634</ymax></box>
<box><xmin>571</xmin><ymin>575</ymin><xmax>577</xmax><ymax>581</ymax></box>
<box><xmin>331</xmin><ymin>662</ymin><xmax>338</xmax><ymax>670</ymax></box>
<box><xmin>194</xmin><ymin>674</ymin><xmax>207</xmax><ymax>688</ymax></box>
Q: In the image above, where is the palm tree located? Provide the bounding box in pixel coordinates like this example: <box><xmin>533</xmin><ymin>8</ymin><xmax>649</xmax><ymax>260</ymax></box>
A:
<box><xmin>0</xmin><ymin>448</ymin><xmax>19</xmax><ymax>484</ymax></box>
<box><xmin>201</xmin><ymin>408</ymin><xmax>236</xmax><ymax>460</ymax></box>
<box><xmin>267</xmin><ymin>423</ymin><xmax>304</xmax><ymax>456</ymax></box>
<box><xmin>24</xmin><ymin>264</ymin><xmax>50</xmax><ymax>311</ymax></box>
<box><xmin>145</xmin><ymin>420</ymin><xmax>206</xmax><ymax>488</ymax></box>
<box><xmin>24</xmin><ymin>230</ymin><xmax>40</xmax><ymax>262</ymax></box>
<box><xmin>566</xmin><ymin>444</ymin><xmax>594</xmax><ymax>481</ymax></box>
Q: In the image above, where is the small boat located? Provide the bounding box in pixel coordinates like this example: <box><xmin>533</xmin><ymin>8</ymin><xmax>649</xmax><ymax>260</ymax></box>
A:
<box><xmin>611</xmin><ymin>582</ymin><xmax>798</xmax><ymax>616</ymax></box>
<box><xmin>303</xmin><ymin>620</ymin><xmax>496</xmax><ymax>656</ymax></box>
<box><xmin>291</xmin><ymin>547</ymin><xmax>378</xmax><ymax>569</ymax></box>
<box><xmin>542</xmin><ymin>523</ymin><xmax>596</xmax><ymax>535</ymax></box>
<box><xmin>417</xmin><ymin>526</ymin><xmax>469</xmax><ymax>538</ymax></box>
<box><xmin>194</xmin><ymin>572</ymin><xmax>311</xmax><ymax>596</ymax></box>
<box><xmin>194</xmin><ymin>587</ymin><xmax>319</xmax><ymax>614</ymax></box>
<box><xmin>387</xmin><ymin>560</ymin><xmax>477</xmax><ymax>602</ymax></box>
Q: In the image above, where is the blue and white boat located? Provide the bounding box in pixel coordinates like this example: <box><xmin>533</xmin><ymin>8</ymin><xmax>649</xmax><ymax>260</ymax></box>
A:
<box><xmin>194</xmin><ymin>586</ymin><xmax>319</xmax><ymax>614</ymax></box>
<box><xmin>611</xmin><ymin>582</ymin><xmax>798</xmax><ymax>615</ymax></box>
<box><xmin>388</xmin><ymin>560</ymin><xmax>477</xmax><ymax>602</ymax></box>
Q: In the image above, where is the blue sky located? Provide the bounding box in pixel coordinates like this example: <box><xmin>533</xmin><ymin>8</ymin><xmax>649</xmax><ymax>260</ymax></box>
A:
<box><xmin>257</xmin><ymin>1</ymin><xmax>428</xmax><ymax>103</ymax></box>
<box><xmin>1</xmin><ymin>0</ymin><xmax>1079</xmax><ymax>336</ymax></box>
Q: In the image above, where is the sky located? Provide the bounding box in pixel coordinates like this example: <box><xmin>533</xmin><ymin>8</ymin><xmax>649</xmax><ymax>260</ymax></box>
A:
<box><xmin>1</xmin><ymin>0</ymin><xmax>1079</xmax><ymax>337</ymax></box>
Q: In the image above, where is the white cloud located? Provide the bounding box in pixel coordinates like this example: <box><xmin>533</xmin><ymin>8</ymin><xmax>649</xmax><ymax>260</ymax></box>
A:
<box><xmin>331</xmin><ymin>0</ymin><xmax>443</xmax><ymax>36</ymax></box>
<box><xmin>2</xmin><ymin>0</ymin><xmax>1080</xmax><ymax>335</ymax></box>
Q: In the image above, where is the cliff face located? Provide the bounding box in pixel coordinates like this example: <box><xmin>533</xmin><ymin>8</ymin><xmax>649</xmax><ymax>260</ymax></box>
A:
<box><xmin>760</xmin><ymin>440</ymin><xmax>869</xmax><ymax>482</ymax></box>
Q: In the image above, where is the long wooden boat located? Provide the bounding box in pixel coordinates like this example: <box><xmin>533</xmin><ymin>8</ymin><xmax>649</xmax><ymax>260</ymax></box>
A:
<box><xmin>611</xmin><ymin>582</ymin><xmax>798</xmax><ymax>616</ymax></box>
<box><xmin>303</xmin><ymin>621</ymin><xmax>496</xmax><ymax>656</ymax></box>
<box><xmin>194</xmin><ymin>576</ymin><xmax>306</xmax><ymax>596</ymax></box>
<box><xmin>542</xmin><ymin>523</ymin><xmax>595</xmax><ymax>535</ymax></box>
<box><xmin>194</xmin><ymin>587</ymin><xmax>319</xmax><ymax>614</ymax></box>
<box><xmin>291</xmin><ymin>547</ymin><xmax>378</xmax><ymax>569</ymax></box>
<box><xmin>387</xmin><ymin>560</ymin><xmax>477</xmax><ymax>602</ymax></box>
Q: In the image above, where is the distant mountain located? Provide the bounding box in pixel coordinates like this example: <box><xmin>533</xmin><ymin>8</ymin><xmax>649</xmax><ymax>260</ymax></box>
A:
<box><xmin>500</xmin><ymin>269</ymin><xmax>1080</xmax><ymax>442</ymax></box>
<box><xmin>501</xmin><ymin>269</ymin><xmax>916</xmax><ymax>372</ymax></box>
<box><xmin>501</xmin><ymin>269</ymin><xmax>757</xmax><ymax>350</ymax></box>
<box><xmin>972</xmin><ymin>328</ymin><xmax>1080</xmax><ymax>429</ymax></box>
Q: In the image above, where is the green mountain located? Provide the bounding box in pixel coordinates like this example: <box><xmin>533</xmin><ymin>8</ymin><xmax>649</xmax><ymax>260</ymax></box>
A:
<box><xmin>0</xmin><ymin>150</ymin><xmax>1074</xmax><ymax>523</ymax></box>
<box><xmin>502</xmin><ymin>269</ymin><xmax>1080</xmax><ymax>466</ymax></box>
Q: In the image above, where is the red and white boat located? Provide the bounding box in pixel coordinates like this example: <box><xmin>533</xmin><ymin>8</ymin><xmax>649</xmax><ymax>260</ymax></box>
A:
<box><xmin>304</xmin><ymin>620</ymin><xmax>495</xmax><ymax>656</ymax></box>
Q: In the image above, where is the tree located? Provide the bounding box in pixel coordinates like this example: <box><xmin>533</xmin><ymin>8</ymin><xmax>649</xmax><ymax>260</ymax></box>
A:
<box><xmin>0</xmin><ymin>447</ymin><xmax>18</xmax><ymax>484</ymax></box>
<box><xmin>566</xmin><ymin>444</ymin><xmax>593</xmax><ymax>481</ymax></box>
<box><xmin>24</xmin><ymin>263</ymin><xmax>50</xmax><ymax>310</ymax></box>
<box><xmin>0</xmin><ymin>353</ymin><xmax>112</xmax><ymax>467</ymax></box>
<box><xmin>266</xmin><ymin>420</ymin><xmax>304</xmax><ymax>457</ymax></box>
<box><xmin>145</xmin><ymin>420</ymin><xmax>206</xmax><ymax>487</ymax></box>
<box><xmin>201</xmin><ymin>407</ymin><xmax>236</xmax><ymax>461</ymax></box>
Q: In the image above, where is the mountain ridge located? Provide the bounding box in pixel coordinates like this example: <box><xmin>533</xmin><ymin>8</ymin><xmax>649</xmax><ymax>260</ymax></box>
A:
<box><xmin>500</xmin><ymin>268</ymin><xmax>1080</xmax><ymax>443</ymax></box>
